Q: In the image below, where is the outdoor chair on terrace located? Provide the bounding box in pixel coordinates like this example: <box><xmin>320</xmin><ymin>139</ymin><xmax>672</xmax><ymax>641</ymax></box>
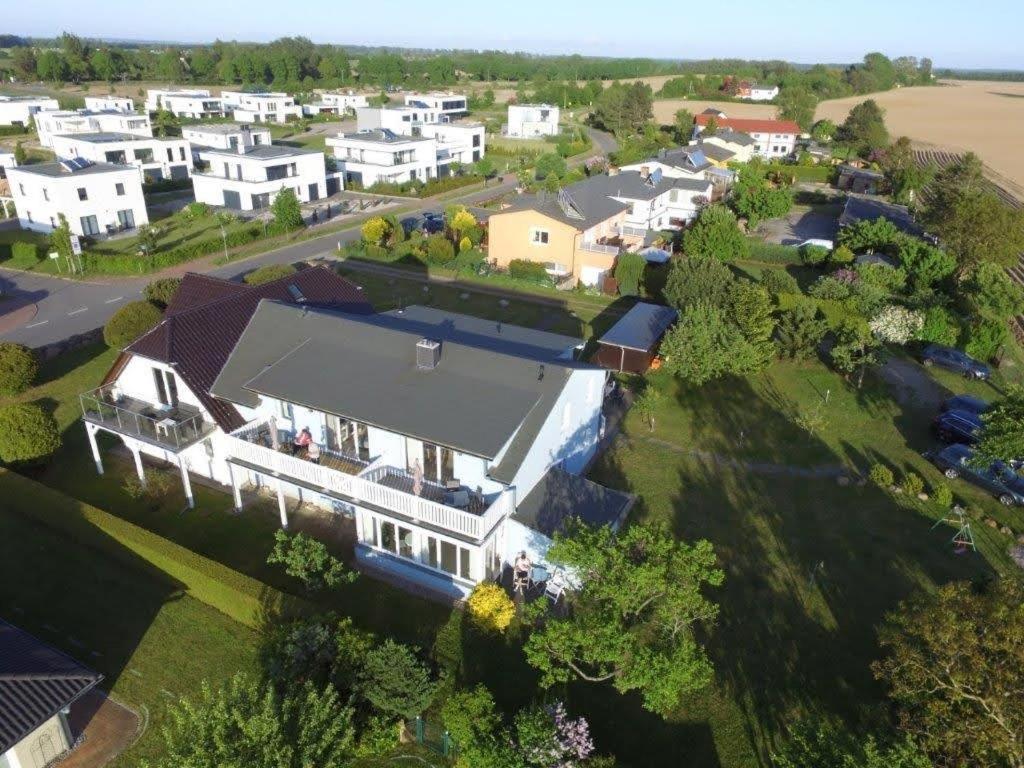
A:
<box><xmin>544</xmin><ymin>570</ymin><xmax>566</xmax><ymax>604</ymax></box>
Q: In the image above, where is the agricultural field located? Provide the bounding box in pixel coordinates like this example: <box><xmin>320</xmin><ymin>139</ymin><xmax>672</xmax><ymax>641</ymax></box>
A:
<box><xmin>652</xmin><ymin>98</ymin><xmax>777</xmax><ymax>124</ymax></box>
<box><xmin>816</xmin><ymin>79</ymin><xmax>1024</xmax><ymax>196</ymax></box>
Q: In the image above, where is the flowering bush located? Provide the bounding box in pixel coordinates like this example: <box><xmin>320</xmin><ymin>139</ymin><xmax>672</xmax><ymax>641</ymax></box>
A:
<box><xmin>516</xmin><ymin>701</ymin><xmax>595</xmax><ymax>768</ymax></box>
<box><xmin>869</xmin><ymin>305</ymin><xmax>924</xmax><ymax>345</ymax></box>
<box><xmin>466</xmin><ymin>582</ymin><xmax>516</xmax><ymax>633</ymax></box>
<box><xmin>833</xmin><ymin>267</ymin><xmax>859</xmax><ymax>284</ymax></box>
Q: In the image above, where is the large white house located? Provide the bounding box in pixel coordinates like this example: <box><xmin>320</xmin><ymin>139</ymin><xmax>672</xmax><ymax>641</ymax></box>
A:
<box><xmin>505</xmin><ymin>104</ymin><xmax>560</xmax><ymax>138</ymax></box>
<box><xmin>191</xmin><ymin>133</ymin><xmax>327</xmax><ymax>211</ymax></box>
<box><xmin>302</xmin><ymin>91</ymin><xmax>369</xmax><ymax>116</ymax></box>
<box><xmin>145</xmin><ymin>89</ymin><xmax>225</xmax><ymax>119</ymax></box>
<box><xmin>0</xmin><ymin>94</ymin><xmax>59</xmax><ymax>126</ymax></box>
<box><xmin>327</xmin><ymin>129</ymin><xmax>437</xmax><ymax>187</ymax></box>
<box><xmin>8</xmin><ymin>158</ymin><xmax>149</xmax><ymax>236</ymax></box>
<box><xmin>356</xmin><ymin>105</ymin><xmax>445</xmax><ymax>133</ymax></box>
<box><xmin>81</xmin><ymin>269</ymin><xmax>630</xmax><ymax>599</ymax></box>
<box><xmin>353</xmin><ymin>108</ymin><xmax>485</xmax><ymax>176</ymax></box>
<box><xmin>84</xmin><ymin>95</ymin><xmax>135</xmax><ymax>112</ymax></box>
<box><xmin>222</xmin><ymin>91</ymin><xmax>302</xmax><ymax>124</ymax></box>
<box><xmin>694</xmin><ymin>112</ymin><xmax>799</xmax><ymax>158</ymax></box>
<box><xmin>35</xmin><ymin>109</ymin><xmax>153</xmax><ymax>148</ymax></box>
<box><xmin>50</xmin><ymin>132</ymin><xmax>193</xmax><ymax>182</ymax></box>
<box><xmin>403</xmin><ymin>92</ymin><xmax>468</xmax><ymax>119</ymax></box>
<box><xmin>182</xmin><ymin>123</ymin><xmax>273</xmax><ymax>153</ymax></box>
<box><xmin>738</xmin><ymin>83</ymin><xmax>779</xmax><ymax>101</ymax></box>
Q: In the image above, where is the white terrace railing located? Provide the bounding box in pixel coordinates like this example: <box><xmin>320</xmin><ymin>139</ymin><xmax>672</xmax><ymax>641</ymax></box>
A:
<box><xmin>225</xmin><ymin>421</ymin><xmax>514</xmax><ymax>540</ymax></box>
<box><xmin>579</xmin><ymin>240</ymin><xmax>619</xmax><ymax>255</ymax></box>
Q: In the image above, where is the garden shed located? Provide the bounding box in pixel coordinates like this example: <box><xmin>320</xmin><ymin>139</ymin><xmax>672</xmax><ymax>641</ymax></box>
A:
<box><xmin>593</xmin><ymin>302</ymin><xmax>678</xmax><ymax>374</ymax></box>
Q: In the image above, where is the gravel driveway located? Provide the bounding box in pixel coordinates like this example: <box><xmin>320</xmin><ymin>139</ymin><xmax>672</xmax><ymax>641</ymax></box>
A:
<box><xmin>757</xmin><ymin>207</ymin><xmax>840</xmax><ymax>246</ymax></box>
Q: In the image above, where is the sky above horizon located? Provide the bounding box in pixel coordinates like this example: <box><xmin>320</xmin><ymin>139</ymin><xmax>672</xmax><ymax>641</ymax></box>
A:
<box><xmin>10</xmin><ymin>0</ymin><xmax>1024</xmax><ymax>70</ymax></box>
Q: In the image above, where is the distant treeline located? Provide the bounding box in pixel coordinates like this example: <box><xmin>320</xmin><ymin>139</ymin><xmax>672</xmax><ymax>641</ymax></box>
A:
<box><xmin>936</xmin><ymin>68</ymin><xmax>1024</xmax><ymax>82</ymax></box>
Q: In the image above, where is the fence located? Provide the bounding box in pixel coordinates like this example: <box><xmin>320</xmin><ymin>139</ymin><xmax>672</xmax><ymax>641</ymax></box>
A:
<box><xmin>408</xmin><ymin>716</ymin><xmax>456</xmax><ymax>757</ymax></box>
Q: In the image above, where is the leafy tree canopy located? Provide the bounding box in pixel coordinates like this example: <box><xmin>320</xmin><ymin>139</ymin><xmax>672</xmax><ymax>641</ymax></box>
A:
<box><xmin>682</xmin><ymin>205</ymin><xmax>748</xmax><ymax>262</ymax></box>
<box><xmin>0</xmin><ymin>403</ymin><xmax>60</xmax><ymax>464</ymax></box>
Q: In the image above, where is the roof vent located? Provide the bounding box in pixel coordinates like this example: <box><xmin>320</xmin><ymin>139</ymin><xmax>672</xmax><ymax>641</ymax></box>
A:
<box><xmin>416</xmin><ymin>338</ymin><xmax>441</xmax><ymax>370</ymax></box>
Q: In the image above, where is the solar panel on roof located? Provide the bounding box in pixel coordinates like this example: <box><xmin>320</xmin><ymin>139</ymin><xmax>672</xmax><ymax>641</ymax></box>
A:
<box><xmin>650</xmin><ymin>168</ymin><xmax>663</xmax><ymax>185</ymax></box>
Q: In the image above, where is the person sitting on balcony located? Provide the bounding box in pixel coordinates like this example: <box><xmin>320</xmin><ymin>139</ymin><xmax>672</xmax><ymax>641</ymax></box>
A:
<box><xmin>292</xmin><ymin>427</ymin><xmax>312</xmax><ymax>455</ymax></box>
<box><xmin>307</xmin><ymin>441</ymin><xmax>321</xmax><ymax>464</ymax></box>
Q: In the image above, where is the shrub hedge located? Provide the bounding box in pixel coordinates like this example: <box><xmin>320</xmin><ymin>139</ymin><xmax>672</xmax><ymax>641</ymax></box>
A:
<box><xmin>745</xmin><ymin>239</ymin><xmax>803</xmax><ymax>265</ymax></box>
<box><xmin>11</xmin><ymin>241</ymin><xmax>40</xmax><ymax>263</ymax></box>
<box><xmin>0</xmin><ymin>125</ymin><xmax>30</xmax><ymax>137</ymax></box>
<box><xmin>508</xmin><ymin>259</ymin><xmax>553</xmax><ymax>285</ymax></box>
<box><xmin>0</xmin><ymin>469</ymin><xmax>305</xmax><ymax>627</ymax></box>
<box><xmin>85</xmin><ymin>222</ymin><xmax>268</xmax><ymax>274</ymax></box>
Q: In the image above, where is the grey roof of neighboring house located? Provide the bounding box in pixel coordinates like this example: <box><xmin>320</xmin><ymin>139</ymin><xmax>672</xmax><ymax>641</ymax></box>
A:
<box><xmin>657</xmin><ymin>146</ymin><xmax>713</xmax><ymax>173</ymax></box>
<box><xmin>839</xmin><ymin>194</ymin><xmax>922</xmax><ymax>235</ymax></box>
<box><xmin>838</xmin><ymin>164</ymin><xmax>884</xmax><ymax>180</ymax></box>
<box><xmin>381</xmin><ymin>305</ymin><xmax>583</xmax><ymax>360</ymax></box>
<box><xmin>7</xmin><ymin>160</ymin><xmax>130</xmax><ymax>177</ymax></box>
<box><xmin>0</xmin><ymin>619</ymin><xmax>103</xmax><ymax>753</ymax></box>
<box><xmin>182</xmin><ymin>123</ymin><xmax>271</xmax><ymax>135</ymax></box>
<box><xmin>201</xmin><ymin>144</ymin><xmax>319</xmax><ymax>160</ymax></box>
<box><xmin>597</xmin><ymin>302</ymin><xmax>678</xmax><ymax>352</ymax></box>
<box><xmin>338</xmin><ymin>129</ymin><xmax>432</xmax><ymax>144</ymax></box>
<box><xmin>513</xmin><ymin>467</ymin><xmax>634</xmax><ymax>537</ymax></box>
<box><xmin>694</xmin><ymin>142</ymin><xmax>736</xmax><ymax>162</ymax></box>
<box><xmin>211</xmin><ymin>301</ymin><xmax>591</xmax><ymax>463</ymax></box>
<box><xmin>705</xmin><ymin>127</ymin><xmax>755</xmax><ymax>147</ymax></box>
<box><xmin>56</xmin><ymin>131</ymin><xmax>173</xmax><ymax>144</ymax></box>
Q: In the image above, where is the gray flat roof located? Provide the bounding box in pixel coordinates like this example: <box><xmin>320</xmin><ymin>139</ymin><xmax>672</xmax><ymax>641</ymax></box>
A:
<box><xmin>839</xmin><ymin>194</ymin><xmax>921</xmax><ymax>235</ymax></box>
<box><xmin>57</xmin><ymin>131</ymin><xmax>174</xmax><ymax>144</ymax></box>
<box><xmin>183</xmin><ymin>123</ymin><xmax>271</xmax><ymax>134</ymax></box>
<box><xmin>8</xmin><ymin>160</ymin><xmax>130</xmax><ymax>177</ymax></box>
<box><xmin>211</xmin><ymin>301</ymin><xmax>587</xmax><ymax>462</ymax></box>
<box><xmin>338</xmin><ymin>129</ymin><xmax>432</xmax><ymax>144</ymax></box>
<box><xmin>513</xmin><ymin>467</ymin><xmax>634</xmax><ymax>537</ymax></box>
<box><xmin>201</xmin><ymin>144</ymin><xmax>318</xmax><ymax>160</ymax></box>
<box><xmin>598</xmin><ymin>302</ymin><xmax>678</xmax><ymax>352</ymax></box>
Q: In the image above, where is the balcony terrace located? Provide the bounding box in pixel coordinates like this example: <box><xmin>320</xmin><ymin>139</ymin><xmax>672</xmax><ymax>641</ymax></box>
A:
<box><xmin>79</xmin><ymin>384</ymin><xmax>215</xmax><ymax>451</ymax></box>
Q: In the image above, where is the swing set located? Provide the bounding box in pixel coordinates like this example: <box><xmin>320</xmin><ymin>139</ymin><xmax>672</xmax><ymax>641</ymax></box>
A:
<box><xmin>931</xmin><ymin>505</ymin><xmax>976</xmax><ymax>554</ymax></box>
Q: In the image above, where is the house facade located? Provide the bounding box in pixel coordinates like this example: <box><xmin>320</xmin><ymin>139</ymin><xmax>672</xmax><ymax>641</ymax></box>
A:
<box><xmin>145</xmin><ymin>89</ymin><xmax>225</xmax><ymax>119</ymax></box>
<box><xmin>35</xmin><ymin>110</ymin><xmax>153</xmax><ymax>148</ymax></box>
<box><xmin>0</xmin><ymin>94</ymin><xmax>59</xmax><ymax>126</ymax></box>
<box><xmin>327</xmin><ymin>130</ymin><xmax>436</xmax><ymax>187</ymax></box>
<box><xmin>0</xmin><ymin>620</ymin><xmax>103</xmax><ymax>768</ymax></box>
<box><xmin>738</xmin><ymin>83</ymin><xmax>779</xmax><ymax>101</ymax></box>
<box><xmin>83</xmin><ymin>95</ymin><xmax>135</xmax><ymax>112</ymax></box>
<box><xmin>355</xmin><ymin>108</ymin><xmax>486</xmax><ymax>172</ymax></box>
<box><xmin>403</xmin><ymin>92</ymin><xmax>468</xmax><ymax>119</ymax></box>
<box><xmin>694</xmin><ymin>128</ymin><xmax>757</xmax><ymax>163</ymax></box>
<box><xmin>81</xmin><ymin>270</ymin><xmax>630</xmax><ymax>600</ymax></box>
<box><xmin>222</xmin><ymin>91</ymin><xmax>302</xmax><ymax>124</ymax></box>
<box><xmin>50</xmin><ymin>132</ymin><xmax>193</xmax><ymax>182</ymax></box>
<box><xmin>191</xmin><ymin>140</ymin><xmax>327</xmax><ymax>211</ymax></box>
<box><xmin>302</xmin><ymin>91</ymin><xmax>369</xmax><ymax>116</ymax></box>
<box><xmin>182</xmin><ymin>123</ymin><xmax>273</xmax><ymax>152</ymax></box>
<box><xmin>505</xmin><ymin>104</ymin><xmax>560</xmax><ymax>138</ymax></box>
<box><xmin>8</xmin><ymin>159</ymin><xmax>149</xmax><ymax>236</ymax></box>
<box><xmin>694</xmin><ymin>113</ymin><xmax>799</xmax><ymax>158</ymax></box>
<box><xmin>357</xmin><ymin>105</ymin><xmax>445</xmax><ymax>133</ymax></box>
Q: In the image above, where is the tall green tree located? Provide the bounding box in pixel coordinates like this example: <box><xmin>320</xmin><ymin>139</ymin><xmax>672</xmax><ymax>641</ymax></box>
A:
<box><xmin>661</xmin><ymin>302</ymin><xmax>758</xmax><ymax>385</ymax></box>
<box><xmin>357</xmin><ymin>640</ymin><xmax>436</xmax><ymax>720</ymax></box>
<box><xmin>975</xmin><ymin>386</ymin><xmax>1024</xmax><ymax>464</ymax></box>
<box><xmin>523</xmin><ymin>522</ymin><xmax>723</xmax><ymax>716</ymax></box>
<box><xmin>775</xmin><ymin>305</ymin><xmax>828</xmax><ymax>361</ymax></box>
<box><xmin>731</xmin><ymin>165</ymin><xmax>792</xmax><ymax>227</ymax></box>
<box><xmin>672</xmin><ymin>108</ymin><xmax>694</xmax><ymax>143</ymax></box>
<box><xmin>773</xmin><ymin>718</ymin><xmax>932</xmax><ymax>768</ymax></box>
<box><xmin>830</xmin><ymin>321</ymin><xmax>882</xmax><ymax>388</ymax></box>
<box><xmin>728</xmin><ymin>282</ymin><xmax>776</xmax><ymax>369</ymax></box>
<box><xmin>776</xmin><ymin>86</ymin><xmax>818</xmax><ymax>131</ymax></box>
<box><xmin>271</xmin><ymin>188</ymin><xmax>304</xmax><ymax>230</ymax></box>
<box><xmin>837</xmin><ymin>99</ymin><xmax>889</xmax><ymax>155</ymax></box>
<box><xmin>663</xmin><ymin>254</ymin><xmax>736</xmax><ymax>311</ymax></box>
<box><xmin>682</xmin><ymin>204</ymin><xmax>749</xmax><ymax>262</ymax></box>
<box><xmin>873</xmin><ymin>579</ymin><xmax>1024</xmax><ymax>768</ymax></box>
<box><xmin>10</xmin><ymin>46</ymin><xmax>37</xmax><ymax>79</ymax></box>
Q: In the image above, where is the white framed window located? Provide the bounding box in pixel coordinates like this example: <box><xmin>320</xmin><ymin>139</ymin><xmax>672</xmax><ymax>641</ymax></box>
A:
<box><xmin>277</xmin><ymin>400</ymin><xmax>293</xmax><ymax>420</ymax></box>
<box><xmin>531</xmin><ymin>228</ymin><xmax>549</xmax><ymax>245</ymax></box>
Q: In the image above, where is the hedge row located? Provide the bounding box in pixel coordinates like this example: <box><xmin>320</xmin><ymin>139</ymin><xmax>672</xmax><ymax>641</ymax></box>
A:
<box><xmin>0</xmin><ymin>469</ymin><xmax>306</xmax><ymax>627</ymax></box>
<box><xmin>745</xmin><ymin>239</ymin><xmax>803</xmax><ymax>265</ymax></box>
<box><xmin>0</xmin><ymin>125</ymin><xmax>29</xmax><ymax>137</ymax></box>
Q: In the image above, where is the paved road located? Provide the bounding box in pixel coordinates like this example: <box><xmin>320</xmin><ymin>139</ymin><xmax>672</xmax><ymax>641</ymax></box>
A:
<box><xmin>0</xmin><ymin>130</ymin><xmax>617</xmax><ymax>349</ymax></box>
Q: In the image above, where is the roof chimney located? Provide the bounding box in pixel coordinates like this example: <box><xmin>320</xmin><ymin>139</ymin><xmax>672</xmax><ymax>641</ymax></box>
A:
<box><xmin>237</xmin><ymin>124</ymin><xmax>252</xmax><ymax>155</ymax></box>
<box><xmin>416</xmin><ymin>338</ymin><xmax>441</xmax><ymax>370</ymax></box>
<box><xmin>639</xmin><ymin>165</ymin><xmax>650</xmax><ymax>180</ymax></box>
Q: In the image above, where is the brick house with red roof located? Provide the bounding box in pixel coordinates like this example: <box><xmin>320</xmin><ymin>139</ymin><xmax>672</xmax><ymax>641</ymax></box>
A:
<box><xmin>694</xmin><ymin>111</ymin><xmax>800</xmax><ymax>159</ymax></box>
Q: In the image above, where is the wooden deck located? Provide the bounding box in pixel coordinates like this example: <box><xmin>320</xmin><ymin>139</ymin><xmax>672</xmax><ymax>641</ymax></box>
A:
<box><xmin>375</xmin><ymin>470</ymin><xmax>489</xmax><ymax>515</ymax></box>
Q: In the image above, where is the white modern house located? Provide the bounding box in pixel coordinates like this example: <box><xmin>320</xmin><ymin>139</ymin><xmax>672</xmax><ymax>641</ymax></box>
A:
<box><xmin>84</xmin><ymin>95</ymin><xmax>135</xmax><ymax>112</ymax></box>
<box><xmin>50</xmin><ymin>133</ymin><xmax>193</xmax><ymax>182</ymax></box>
<box><xmin>739</xmin><ymin>84</ymin><xmax>779</xmax><ymax>101</ymax></box>
<box><xmin>356</xmin><ymin>105</ymin><xmax>445</xmax><ymax>133</ymax></box>
<box><xmin>0</xmin><ymin>94</ymin><xmax>59</xmax><ymax>126</ymax></box>
<box><xmin>182</xmin><ymin>123</ymin><xmax>273</xmax><ymax>152</ymax></box>
<box><xmin>505</xmin><ymin>104</ymin><xmax>560</xmax><ymax>138</ymax></box>
<box><xmin>404</xmin><ymin>92</ymin><xmax>468</xmax><ymax>119</ymax></box>
<box><xmin>81</xmin><ymin>269</ymin><xmax>630</xmax><ymax>600</ymax></box>
<box><xmin>35</xmin><ymin>109</ymin><xmax>153</xmax><ymax>148</ymax></box>
<box><xmin>191</xmin><ymin>131</ymin><xmax>327</xmax><ymax>211</ymax></box>
<box><xmin>302</xmin><ymin>91</ymin><xmax>369</xmax><ymax>116</ymax></box>
<box><xmin>327</xmin><ymin>129</ymin><xmax>437</xmax><ymax>187</ymax></box>
<box><xmin>222</xmin><ymin>91</ymin><xmax>302</xmax><ymax>124</ymax></box>
<box><xmin>693</xmin><ymin>112</ymin><xmax>799</xmax><ymax>158</ymax></box>
<box><xmin>7</xmin><ymin>158</ymin><xmax>149</xmax><ymax>236</ymax></box>
<box><xmin>145</xmin><ymin>89</ymin><xmax>225</xmax><ymax>119</ymax></box>
<box><xmin>354</xmin><ymin>108</ymin><xmax>485</xmax><ymax>174</ymax></box>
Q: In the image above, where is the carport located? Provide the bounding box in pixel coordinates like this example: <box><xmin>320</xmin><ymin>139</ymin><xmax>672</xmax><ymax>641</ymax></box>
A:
<box><xmin>593</xmin><ymin>302</ymin><xmax>678</xmax><ymax>374</ymax></box>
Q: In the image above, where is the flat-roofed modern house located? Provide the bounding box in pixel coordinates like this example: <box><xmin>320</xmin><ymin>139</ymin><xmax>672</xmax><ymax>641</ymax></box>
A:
<box><xmin>191</xmin><ymin>132</ymin><xmax>327</xmax><ymax>210</ymax></box>
<box><xmin>7</xmin><ymin>158</ymin><xmax>149</xmax><ymax>236</ymax></box>
<box><xmin>327</xmin><ymin>129</ymin><xmax>437</xmax><ymax>187</ymax></box>
<box><xmin>50</xmin><ymin>132</ymin><xmax>193</xmax><ymax>182</ymax></box>
<box><xmin>145</xmin><ymin>89</ymin><xmax>225</xmax><ymax>119</ymax></box>
<box><xmin>694</xmin><ymin>112</ymin><xmax>799</xmax><ymax>158</ymax></box>
<box><xmin>302</xmin><ymin>91</ymin><xmax>369</xmax><ymax>116</ymax></box>
<box><xmin>222</xmin><ymin>91</ymin><xmax>302</xmax><ymax>124</ymax></box>
<box><xmin>35</xmin><ymin>109</ymin><xmax>153</xmax><ymax>148</ymax></box>
<box><xmin>83</xmin><ymin>95</ymin><xmax>135</xmax><ymax>112</ymax></box>
<box><xmin>357</xmin><ymin>105</ymin><xmax>444</xmax><ymax>133</ymax></box>
<box><xmin>403</xmin><ymin>91</ymin><xmax>468</xmax><ymax>119</ymax></box>
<box><xmin>0</xmin><ymin>619</ymin><xmax>103</xmax><ymax>768</ymax></box>
<box><xmin>82</xmin><ymin>269</ymin><xmax>629</xmax><ymax>599</ymax></box>
<box><xmin>356</xmin><ymin>108</ymin><xmax>486</xmax><ymax>172</ymax></box>
<box><xmin>505</xmin><ymin>104</ymin><xmax>560</xmax><ymax>138</ymax></box>
<box><xmin>182</xmin><ymin>123</ymin><xmax>273</xmax><ymax>153</ymax></box>
<box><xmin>0</xmin><ymin>94</ymin><xmax>59</xmax><ymax>126</ymax></box>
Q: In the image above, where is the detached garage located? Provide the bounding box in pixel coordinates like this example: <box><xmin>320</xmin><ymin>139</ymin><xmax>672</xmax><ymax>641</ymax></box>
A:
<box><xmin>593</xmin><ymin>302</ymin><xmax>677</xmax><ymax>374</ymax></box>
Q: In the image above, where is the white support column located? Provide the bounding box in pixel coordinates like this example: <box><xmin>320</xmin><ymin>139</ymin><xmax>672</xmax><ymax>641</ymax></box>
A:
<box><xmin>178</xmin><ymin>455</ymin><xmax>194</xmax><ymax>509</ymax></box>
<box><xmin>85</xmin><ymin>423</ymin><xmax>104</xmax><ymax>475</ymax></box>
<box><xmin>227</xmin><ymin>462</ymin><xmax>243</xmax><ymax>512</ymax></box>
<box><xmin>276</xmin><ymin>478</ymin><xmax>288</xmax><ymax>528</ymax></box>
<box><xmin>130</xmin><ymin>444</ymin><xmax>146</xmax><ymax>488</ymax></box>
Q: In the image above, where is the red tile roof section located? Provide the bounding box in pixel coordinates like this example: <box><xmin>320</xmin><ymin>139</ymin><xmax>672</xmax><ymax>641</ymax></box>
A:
<box><xmin>694</xmin><ymin>114</ymin><xmax>800</xmax><ymax>135</ymax></box>
<box><xmin>119</xmin><ymin>267</ymin><xmax>372</xmax><ymax>432</ymax></box>
<box><xmin>164</xmin><ymin>273</ymin><xmax>250</xmax><ymax>317</ymax></box>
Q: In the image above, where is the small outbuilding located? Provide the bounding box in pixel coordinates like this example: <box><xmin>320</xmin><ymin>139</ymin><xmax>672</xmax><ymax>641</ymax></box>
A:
<box><xmin>593</xmin><ymin>302</ymin><xmax>678</xmax><ymax>374</ymax></box>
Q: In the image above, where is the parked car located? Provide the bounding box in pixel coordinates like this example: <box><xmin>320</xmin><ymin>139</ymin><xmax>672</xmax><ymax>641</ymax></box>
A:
<box><xmin>920</xmin><ymin>344</ymin><xmax>990</xmax><ymax>380</ymax></box>
<box><xmin>422</xmin><ymin>212</ymin><xmax>445</xmax><ymax>234</ymax></box>
<box><xmin>939</xmin><ymin>394</ymin><xmax>989</xmax><ymax>415</ymax></box>
<box><xmin>933</xmin><ymin>409</ymin><xmax>983</xmax><ymax>445</ymax></box>
<box><xmin>798</xmin><ymin>238</ymin><xmax>834</xmax><ymax>251</ymax></box>
<box><xmin>927</xmin><ymin>443</ymin><xmax>1024</xmax><ymax>506</ymax></box>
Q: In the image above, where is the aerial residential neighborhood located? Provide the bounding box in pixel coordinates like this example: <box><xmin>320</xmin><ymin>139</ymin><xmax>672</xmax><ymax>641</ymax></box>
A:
<box><xmin>1</xmin><ymin>8</ymin><xmax>1023</xmax><ymax>768</ymax></box>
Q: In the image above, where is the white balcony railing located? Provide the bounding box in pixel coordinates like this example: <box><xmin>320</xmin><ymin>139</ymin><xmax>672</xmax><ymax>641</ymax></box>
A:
<box><xmin>579</xmin><ymin>240</ymin><xmax>619</xmax><ymax>255</ymax></box>
<box><xmin>225</xmin><ymin>423</ymin><xmax>513</xmax><ymax>540</ymax></box>
<box><xmin>617</xmin><ymin>224</ymin><xmax>649</xmax><ymax>239</ymax></box>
